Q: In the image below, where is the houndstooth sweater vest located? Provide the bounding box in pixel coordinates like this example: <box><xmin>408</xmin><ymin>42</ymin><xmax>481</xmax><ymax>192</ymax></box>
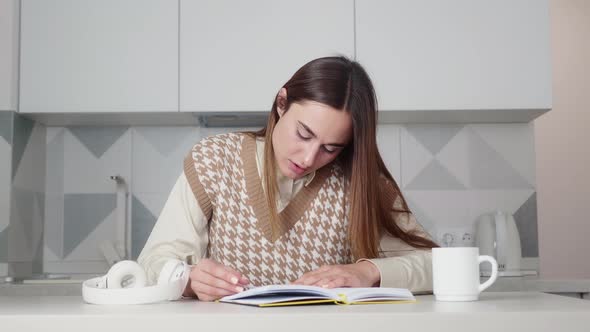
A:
<box><xmin>183</xmin><ymin>133</ymin><xmax>353</xmax><ymax>286</ymax></box>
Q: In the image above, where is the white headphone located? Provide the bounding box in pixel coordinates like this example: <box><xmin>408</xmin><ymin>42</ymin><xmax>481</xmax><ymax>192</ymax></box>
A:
<box><xmin>82</xmin><ymin>259</ymin><xmax>191</xmax><ymax>305</ymax></box>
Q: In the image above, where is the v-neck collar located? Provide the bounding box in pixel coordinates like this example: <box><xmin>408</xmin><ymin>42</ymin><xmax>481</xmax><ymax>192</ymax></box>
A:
<box><xmin>241</xmin><ymin>134</ymin><xmax>331</xmax><ymax>242</ymax></box>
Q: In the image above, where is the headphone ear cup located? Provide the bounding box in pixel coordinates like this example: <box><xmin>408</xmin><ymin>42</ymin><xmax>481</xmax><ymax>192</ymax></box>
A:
<box><xmin>157</xmin><ymin>259</ymin><xmax>187</xmax><ymax>286</ymax></box>
<box><xmin>106</xmin><ymin>260</ymin><xmax>147</xmax><ymax>289</ymax></box>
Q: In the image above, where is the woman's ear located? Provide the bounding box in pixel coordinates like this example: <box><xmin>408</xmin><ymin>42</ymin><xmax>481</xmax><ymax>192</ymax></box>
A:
<box><xmin>276</xmin><ymin>88</ymin><xmax>288</xmax><ymax>117</ymax></box>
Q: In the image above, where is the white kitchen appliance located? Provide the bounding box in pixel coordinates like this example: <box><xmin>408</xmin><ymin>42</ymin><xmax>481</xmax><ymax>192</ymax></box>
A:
<box><xmin>475</xmin><ymin>211</ymin><xmax>523</xmax><ymax>277</ymax></box>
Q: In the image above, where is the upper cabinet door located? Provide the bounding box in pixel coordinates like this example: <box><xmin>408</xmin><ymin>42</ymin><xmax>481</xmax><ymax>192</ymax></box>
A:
<box><xmin>180</xmin><ymin>0</ymin><xmax>355</xmax><ymax>112</ymax></box>
<box><xmin>0</xmin><ymin>0</ymin><xmax>18</xmax><ymax>111</ymax></box>
<box><xmin>19</xmin><ymin>0</ymin><xmax>178</xmax><ymax>113</ymax></box>
<box><xmin>356</xmin><ymin>0</ymin><xmax>552</xmax><ymax>111</ymax></box>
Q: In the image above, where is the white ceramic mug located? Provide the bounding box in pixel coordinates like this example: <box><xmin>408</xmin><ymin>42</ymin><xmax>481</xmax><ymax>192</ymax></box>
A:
<box><xmin>432</xmin><ymin>247</ymin><xmax>498</xmax><ymax>301</ymax></box>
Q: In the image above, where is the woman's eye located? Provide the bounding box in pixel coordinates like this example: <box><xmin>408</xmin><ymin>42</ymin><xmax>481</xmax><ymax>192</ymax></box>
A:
<box><xmin>296</xmin><ymin>130</ymin><xmax>311</xmax><ymax>140</ymax></box>
<box><xmin>322</xmin><ymin>146</ymin><xmax>337</xmax><ymax>154</ymax></box>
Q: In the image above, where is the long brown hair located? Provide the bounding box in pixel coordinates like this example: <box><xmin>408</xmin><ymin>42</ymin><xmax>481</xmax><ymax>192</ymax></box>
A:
<box><xmin>250</xmin><ymin>56</ymin><xmax>438</xmax><ymax>260</ymax></box>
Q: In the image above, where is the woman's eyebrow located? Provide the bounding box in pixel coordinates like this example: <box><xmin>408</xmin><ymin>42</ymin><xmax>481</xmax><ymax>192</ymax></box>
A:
<box><xmin>298</xmin><ymin>121</ymin><xmax>317</xmax><ymax>137</ymax></box>
<box><xmin>297</xmin><ymin>121</ymin><xmax>347</xmax><ymax>147</ymax></box>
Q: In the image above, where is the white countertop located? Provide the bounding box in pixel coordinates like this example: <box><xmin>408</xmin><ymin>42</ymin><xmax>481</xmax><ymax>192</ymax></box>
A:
<box><xmin>1</xmin><ymin>292</ymin><xmax>589</xmax><ymax>332</ymax></box>
<box><xmin>485</xmin><ymin>276</ymin><xmax>590</xmax><ymax>295</ymax></box>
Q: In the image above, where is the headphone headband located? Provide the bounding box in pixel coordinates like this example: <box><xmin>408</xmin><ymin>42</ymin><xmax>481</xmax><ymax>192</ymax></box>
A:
<box><xmin>82</xmin><ymin>260</ymin><xmax>191</xmax><ymax>305</ymax></box>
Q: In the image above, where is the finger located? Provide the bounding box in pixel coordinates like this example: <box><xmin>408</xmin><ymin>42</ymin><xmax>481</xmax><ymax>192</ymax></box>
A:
<box><xmin>292</xmin><ymin>267</ymin><xmax>325</xmax><ymax>284</ymax></box>
<box><xmin>311</xmin><ymin>277</ymin><xmax>332</xmax><ymax>288</ymax></box>
<box><xmin>309</xmin><ymin>273</ymin><xmax>345</xmax><ymax>288</ymax></box>
<box><xmin>293</xmin><ymin>265</ymin><xmax>338</xmax><ymax>284</ymax></box>
<box><xmin>291</xmin><ymin>272</ymin><xmax>311</xmax><ymax>284</ymax></box>
<box><xmin>323</xmin><ymin>276</ymin><xmax>348</xmax><ymax>288</ymax></box>
<box><xmin>191</xmin><ymin>281</ymin><xmax>236</xmax><ymax>301</ymax></box>
<box><xmin>193</xmin><ymin>268</ymin><xmax>245</xmax><ymax>293</ymax></box>
<box><xmin>195</xmin><ymin>293</ymin><xmax>216</xmax><ymax>302</ymax></box>
<box><xmin>198</xmin><ymin>259</ymin><xmax>249</xmax><ymax>286</ymax></box>
<box><xmin>295</xmin><ymin>272</ymin><xmax>326</xmax><ymax>286</ymax></box>
<box><xmin>238</xmin><ymin>275</ymin><xmax>249</xmax><ymax>285</ymax></box>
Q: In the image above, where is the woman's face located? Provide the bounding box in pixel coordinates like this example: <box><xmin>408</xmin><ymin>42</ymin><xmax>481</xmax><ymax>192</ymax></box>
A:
<box><xmin>272</xmin><ymin>89</ymin><xmax>352</xmax><ymax>180</ymax></box>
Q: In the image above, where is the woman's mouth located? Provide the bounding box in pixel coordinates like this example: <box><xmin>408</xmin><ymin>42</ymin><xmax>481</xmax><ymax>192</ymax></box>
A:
<box><xmin>288</xmin><ymin>160</ymin><xmax>307</xmax><ymax>175</ymax></box>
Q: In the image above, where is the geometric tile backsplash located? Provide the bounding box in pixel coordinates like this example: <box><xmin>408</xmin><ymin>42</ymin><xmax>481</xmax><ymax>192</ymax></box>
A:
<box><xmin>0</xmin><ymin>112</ymin><xmax>12</xmax><ymax>276</ymax></box>
<box><xmin>398</xmin><ymin>123</ymin><xmax>537</xmax><ymax>257</ymax></box>
<box><xmin>0</xmin><ymin>112</ymin><xmax>46</xmax><ymax>278</ymax></box>
<box><xmin>4</xmin><ymin>121</ymin><xmax>536</xmax><ymax>274</ymax></box>
<box><xmin>44</xmin><ymin>126</ymin><xmax>213</xmax><ymax>272</ymax></box>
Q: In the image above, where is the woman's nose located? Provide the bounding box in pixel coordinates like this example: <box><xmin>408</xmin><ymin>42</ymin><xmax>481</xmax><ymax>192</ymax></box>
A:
<box><xmin>302</xmin><ymin>145</ymin><xmax>319</xmax><ymax>168</ymax></box>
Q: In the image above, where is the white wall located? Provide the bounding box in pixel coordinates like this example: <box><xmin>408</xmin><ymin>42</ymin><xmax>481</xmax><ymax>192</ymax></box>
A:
<box><xmin>536</xmin><ymin>0</ymin><xmax>590</xmax><ymax>278</ymax></box>
<box><xmin>0</xmin><ymin>0</ymin><xmax>19</xmax><ymax>111</ymax></box>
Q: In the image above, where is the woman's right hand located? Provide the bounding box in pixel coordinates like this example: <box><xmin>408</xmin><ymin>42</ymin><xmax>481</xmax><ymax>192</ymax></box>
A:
<box><xmin>183</xmin><ymin>258</ymin><xmax>249</xmax><ymax>301</ymax></box>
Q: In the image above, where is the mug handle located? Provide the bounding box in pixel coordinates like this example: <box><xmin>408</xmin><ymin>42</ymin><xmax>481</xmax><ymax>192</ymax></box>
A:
<box><xmin>478</xmin><ymin>255</ymin><xmax>498</xmax><ymax>293</ymax></box>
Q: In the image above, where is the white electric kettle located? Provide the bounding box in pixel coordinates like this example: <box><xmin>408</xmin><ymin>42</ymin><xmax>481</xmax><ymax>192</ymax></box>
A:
<box><xmin>475</xmin><ymin>211</ymin><xmax>523</xmax><ymax>277</ymax></box>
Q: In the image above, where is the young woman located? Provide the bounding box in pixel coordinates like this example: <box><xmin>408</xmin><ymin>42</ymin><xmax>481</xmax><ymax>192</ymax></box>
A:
<box><xmin>138</xmin><ymin>56</ymin><xmax>438</xmax><ymax>301</ymax></box>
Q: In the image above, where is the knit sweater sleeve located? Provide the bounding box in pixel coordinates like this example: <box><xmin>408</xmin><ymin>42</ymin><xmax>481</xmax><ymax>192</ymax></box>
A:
<box><xmin>137</xmin><ymin>172</ymin><xmax>209</xmax><ymax>285</ymax></box>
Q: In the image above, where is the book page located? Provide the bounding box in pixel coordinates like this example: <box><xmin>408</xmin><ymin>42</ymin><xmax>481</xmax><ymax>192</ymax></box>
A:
<box><xmin>222</xmin><ymin>294</ymin><xmax>332</xmax><ymax>306</ymax></box>
<box><xmin>219</xmin><ymin>285</ymin><xmax>416</xmax><ymax>307</ymax></box>
<box><xmin>332</xmin><ymin>287</ymin><xmax>415</xmax><ymax>302</ymax></box>
<box><xmin>221</xmin><ymin>284</ymin><xmax>338</xmax><ymax>302</ymax></box>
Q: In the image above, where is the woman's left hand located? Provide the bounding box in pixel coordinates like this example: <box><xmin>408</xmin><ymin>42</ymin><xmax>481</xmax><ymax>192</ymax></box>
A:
<box><xmin>291</xmin><ymin>261</ymin><xmax>381</xmax><ymax>288</ymax></box>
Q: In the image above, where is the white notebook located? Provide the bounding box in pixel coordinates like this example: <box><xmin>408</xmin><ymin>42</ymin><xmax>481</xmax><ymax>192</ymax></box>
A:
<box><xmin>219</xmin><ymin>284</ymin><xmax>416</xmax><ymax>307</ymax></box>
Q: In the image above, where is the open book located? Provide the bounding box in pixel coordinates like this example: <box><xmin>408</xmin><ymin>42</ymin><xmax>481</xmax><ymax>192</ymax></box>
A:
<box><xmin>219</xmin><ymin>284</ymin><xmax>416</xmax><ymax>307</ymax></box>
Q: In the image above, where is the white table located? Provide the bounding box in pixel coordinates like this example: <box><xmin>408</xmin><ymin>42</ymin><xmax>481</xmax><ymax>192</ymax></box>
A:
<box><xmin>4</xmin><ymin>276</ymin><xmax>590</xmax><ymax>298</ymax></box>
<box><xmin>1</xmin><ymin>292</ymin><xmax>589</xmax><ymax>332</ymax></box>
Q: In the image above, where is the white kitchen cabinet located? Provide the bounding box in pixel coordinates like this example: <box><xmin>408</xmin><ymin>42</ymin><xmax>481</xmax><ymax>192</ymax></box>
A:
<box><xmin>19</xmin><ymin>0</ymin><xmax>178</xmax><ymax>113</ymax></box>
<box><xmin>356</xmin><ymin>0</ymin><xmax>552</xmax><ymax>116</ymax></box>
<box><xmin>0</xmin><ymin>0</ymin><xmax>19</xmax><ymax>111</ymax></box>
<box><xmin>180</xmin><ymin>0</ymin><xmax>355</xmax><ymax>112</ymax></box>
